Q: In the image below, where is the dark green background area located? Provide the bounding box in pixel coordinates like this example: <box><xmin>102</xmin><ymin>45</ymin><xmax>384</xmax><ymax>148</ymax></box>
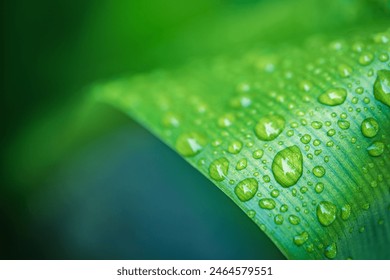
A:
<box><xmin>1</xmin><ymin>0</ymin><xmax>285</xmax><ymax>259</ymax></box>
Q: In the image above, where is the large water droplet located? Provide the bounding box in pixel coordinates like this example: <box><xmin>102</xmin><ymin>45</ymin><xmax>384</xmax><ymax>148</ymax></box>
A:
<box><xmin>367</xmin><ymin>141</ymin><xmax>385</xmax><ymax>157</ymax></box>
<box><xmin>317</xmin><ymin>201</ymin><xmax>337</xmax><ymax>226</ymax></box>
<box><xmin>234</xmin><ymin>178</ymin><xmax>258</xmax><ymax>202</ymax></box>
<box><xmin>373</xmin><ymin>69</ymin><xmax>390</xmax><ymax>107</ymax></box>
<box><xmin>259</xmin><ymin>198</ymin><xmax>276</xmax><ymax>210</ymax></box>
<box><xmin>272</xmin><ymin>145</ymin><xmax>303</xmax><ymax>188</ymax></box>
<box><xmin>318</xmin><ymin>88</ymin><xmax>347</xmax><ymax>106</ymax></box>
<box><xmin>176</xmin><ymin>132</ymin><xmax>207</xmax><ymax>157</ymax></box>
<box><xmin>254</xmin><ymin>115</ymin><xmax>285</xmax><ymax>141</ymax></box>
<box><xmin>293</xmin><ymin>231</ymin><xmax>309</xmax><ymax>246</ymax></box>
<box><xmin>209</xmin><ymin>158</ymin><xmax>229</xmax><ymax>181</ymax></box>
<box><xmin>324</xmin><ymin>243</ymin><xmax>337</xmax><ymax>259</ymax></box>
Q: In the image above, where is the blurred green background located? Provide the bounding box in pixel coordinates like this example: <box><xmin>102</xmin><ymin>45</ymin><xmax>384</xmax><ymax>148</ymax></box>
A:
<box><xmin>1</xmin><ymin>0</ymin><xmax>388</xmax><ymax>259</ymax></box>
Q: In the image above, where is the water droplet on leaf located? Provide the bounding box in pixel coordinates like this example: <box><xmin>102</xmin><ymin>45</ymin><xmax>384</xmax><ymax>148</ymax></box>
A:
<box><xmin>254</xmin><ymin>115</ymin><xmax>285</xmax><ymax>141</ymax></box>
<box><xmin>235</xmin><ymin>178</ymin><xmax>258</xmax><ymax>202</ymax></box>
<box><xmin>209</xmin><ymin>158</ymin><xmax>229</xmax><ymax>181</ymax></box>
<box><xmin>272</xmin><ymin>145</ymin><xmax>303</xmax><ymax>188</ymax></box>
<box><xmin>317</xmin><ymin>201</ymin><xmax>337</xmax><ymax>226</ymax></box>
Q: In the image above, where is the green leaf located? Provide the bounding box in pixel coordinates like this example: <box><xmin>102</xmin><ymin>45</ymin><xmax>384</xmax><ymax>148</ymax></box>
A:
<box><xmin>94</xmin><ymin>27</ymin><xmax>390</xmax><ymax>259</ymax></box>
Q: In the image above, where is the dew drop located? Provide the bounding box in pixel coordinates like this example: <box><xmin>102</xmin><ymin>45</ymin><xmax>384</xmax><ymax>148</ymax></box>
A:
<box><xmin>311</xmin><ymin>121</ymin><xmax>323</xmax><ymax>129</ymax></box>
<box><xmin>367</xmin><ymin>141</ymin><xmax>385</xmax><ymax>157</ymax></box>
<box><xmin>254</xmin><ymin>114</ymin><xmax>285</xmax><ymax>141</ymax></box>
<box><xmin>324</xmin><ymin>243</ymin><xmax>337</xmax><ymax>259</ymax></box>
<box><xmin>327</xmin><ymin>129</ymin><xmax>336</xmax><ymax>137</ymax></box>
<box><xmin>176</xmin><ymin>132</ymin><xmax>207</xmax><ymax>157</ymax></box>
<box><xmin>341</xmin><ymin>204</ymin><xmax>351</xmax><ymax>221</ymax></box>
<box><xmin>300</xmin><ymin>134</ymin><xmax>312</xmax><ymax>144</ymax></box>
<box><xmin>236</xmin><ymin>158</ymin><xmax>248</xmax><ymax>171</ymax></box>
<box><xmin>259</xmin><ymin>198</ymin><xmax>276</xmax><ymax>210</ymax></box>
<box><xmin>317</xmin><ymin>201</ymin><xmax>337</xmax><ymax>226</ymax></box>
<box><xmin>373</xmin><ymin>69</ymin><xmax>390</xmax><ymax>107</ymax></box>
<box><xmin>234</xmin><ymin>178</ymin><xmax>258</xmax><ymax>202</ymax></box>
<box><xmin>272</xmin><ymin>146</ymin><xmax>303</xmax><ymax>188</ymax></box>
<box><xmin>293</xmin><ymin>231</ymin><xmax>309</xmax><ymax>246</ymax></box>
<box><xmin>274</xmin><ymin>214</ymin><xmax>284</xmax><ymax>225</ymax></box>
<box><xmin>253</xmin><ymin>149</ymin><xmax>264</xmax><ymax>159</ymax></box>
<box><xmin>228</xmin><ymin>140</ymin><xmax>243</xmax><ymax>154</ymax></box>
<box><xmin>247</xmin><ymin>210</ymin><xmax>256</xmax><ymax>218</ymax></box>
<box><xmin>361</xmin><ymin>118</ymin><xmax>379</xmax><ymax>138</ymax></box>
<box><xmin>318</xmin><ymin>88</ymin><xmax>347</xmax><ymax>106</ymax></box>
<box><xmin>270</xmin><ymin>189</ymin><xmax>280</xmax><ymax>198</ymax></box>
<box><xmin>163</xmin><ymin>112</ymin><xmax>181</xmax><ymax>127</ymax></box>
<box><xmin>288</xmin><ymin>215</ymin><xmax>301</xmax><ymax>225</ymax></box>
<box><xmin>338</xmin><ymin>64</ymin><xmax>353</xmax><ymax>78</ymax></box>
<box><xmin>337</xmin><ymin>120</ymin><xmax>350</xmax><ymax>130</ymax></box>
<box><xmin>315</xmin><ymin>182</ymin><xmax>324</xmax><ymax>193</ymax></box>
<box><xmin>280</xmin><ymin>204</ymin><xmax>288</xmax><ymax>212</ymax></box>
<box><xmin>358</xmin><ymin>52</ymin><xmax>374</xmax><ymax>66</ymax></box>
<box><xmin>217</xmin><ymin>113</ymin><xmax>235</xmax><ymax>128</ymax></box>
<box><xmin>313</xmin><ymin>166</ymin><xmax>326</xmax><ymax>178</ymax></box>
<box><xmin>209</xmin><ymin>158</ymin><xmax>229</xmax><ymax>181</ymax></box>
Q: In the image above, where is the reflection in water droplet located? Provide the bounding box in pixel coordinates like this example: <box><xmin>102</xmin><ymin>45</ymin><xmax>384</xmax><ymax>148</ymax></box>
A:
<box><xmin>313</xmin><ymin>166</ymin><xmax>326</xmax><ymax>178</ymax></box>
<box><xmin>228</xmin><ymin>140</ymin><xmax>243</xmax><ymax>154</ymax></box>
<box><xmin>341</xmin><ymin>204</ymin><xmax>351</xmax><ymax>220</ymax></box>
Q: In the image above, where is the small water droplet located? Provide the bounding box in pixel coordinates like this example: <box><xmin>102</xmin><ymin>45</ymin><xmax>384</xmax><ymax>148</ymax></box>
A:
<box><xmin>288</xmin><ymin>215</ymin><xmax>301</xmax><ymax>225</ymax></box>
<box><xmin>247</xmin><ymin>210</ymin><xmax>256</xmax><ymax>218</ymax></box>
<box><xmin>217</xmin><ymin>113</ymin><xmax>235</xmax><ymax>128</ymax></box>
<box><xmin>274</xmin><ymin>214</ymin><xmax>284</xmax><ymax>225</ymax></box>
<box><xmin>228</xmin><ymin>140</ymin><xmax>243</xmax><ymax>154</ymax></box>
<box><xmin>234</xmin><ymin>178</ymin><xmax>258</xmax><ymax>202</ymax></box>
<box><xmin>209</xmin><ymin>158</ymin><xmax>229</xmax><ymax>181</ymax></box>
<box><xmin>270</xmin><ymin>189</ymin><xmax>280</xmax><ymax>198</ymax></box>
<box><xmin>324</xmin><ymin>242</ymin><xmax>337</xmax><ymax>259</ymax></box>
<box><xmin>311</xmin><ymin>121</ymin><xmax>323</xmax><ymax>129</ymax></box>
<box><xmin>318</xmin><ymin>88</ymin><xmax>347</xmax><ymax>106</ymax></box>
<box><xmin>341</xmin><ymin>204</ymin><xmax>351</xmax><ymax>220</ymax></box>
<box><xmin>300</xmin><ymin>134</ymin><xmax>311</xmax><ymax>144</ymax></box>
<box><xmin>280</xmin><ymin>204</ymin><xmax>288</xmax><ymax>212</ymax></box>
<box><xmin>361</xmin><ymin>118</ymin><xmax>379</xmax><ymax>138</ymax></box>
<box><xmin>315</xmin><ymin>182</ymin><xmax>324</xmax><ymax>193</ymax></box>
<box><xmin>236</xmin><ymin>158</ymin><xmax>248</xmax><ymax>171</ymax></box>
<box><xmin>253</xmin><ymin>149</ymin><xmax>264</xmax><ymax>159</ymax></box>
<box><xmin>176</xmin><ymin>132</ymin><xmax>207</xmax><ymax>157</ymax></box>
<box><xmin>272</xmin><ymin>145</ymin><xmax>303</xmax><ymax>188</ymax></box>
<box><xmin>254</xmin><ymin>115</ymin><xmax>285</xmax><ymax>141</ymax></box>
<box><xmin>313</xmin><ymin>166</ymin><xmax>326</xmax><ymax>178</ymax></box>
<box><xmin>367</xmin><ymin>141</ymin><xmax>385</xmax><ymax>157</ymax></box>
<box><xmin>163</xmin><ymin>112</ymin><xmax>181</xmax><ymax>127</ymax></box>
<box><xmin>293</xmin><ymin>231</ymin><xmax>309</xmax><ymax>246</ymax></box>
<box><xmin>338</xmin><ymin>64</ymin><xmax>353</xmax><ymax>78</ymax></box>
<box><xmin>358</xmin><ymin>52</ymin><xmax>374</xmax><ymax>66</ymax></box>
<box><xmin>337</xmin><ymin>120</ymin><xmax>350</xmax><ymax>130</ymax></box>
<box><xmin>259</xmin><ymin>198</ymin><xmax>276</xmax><ymax>210</ymax></box>
<box><xmin>317</xmin><ymin>201</ymin><xmax>337</xmax><ymax>226</ymax></box>
<box><xmin>327</xmin><ymin>129</ymin><xmax>336</xmax><ymax>137</ymax></box>
<box><xmin>373</xmin><ymin>69</ymin><xmax>390</xmax><ymax>107</ymax></box>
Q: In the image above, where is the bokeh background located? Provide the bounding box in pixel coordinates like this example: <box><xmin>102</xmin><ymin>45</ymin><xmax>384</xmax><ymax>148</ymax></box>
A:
<box><xmin>1</xmin><ymin>0</ymin><xmax>387</xmax><ymax>259</ymax></box>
